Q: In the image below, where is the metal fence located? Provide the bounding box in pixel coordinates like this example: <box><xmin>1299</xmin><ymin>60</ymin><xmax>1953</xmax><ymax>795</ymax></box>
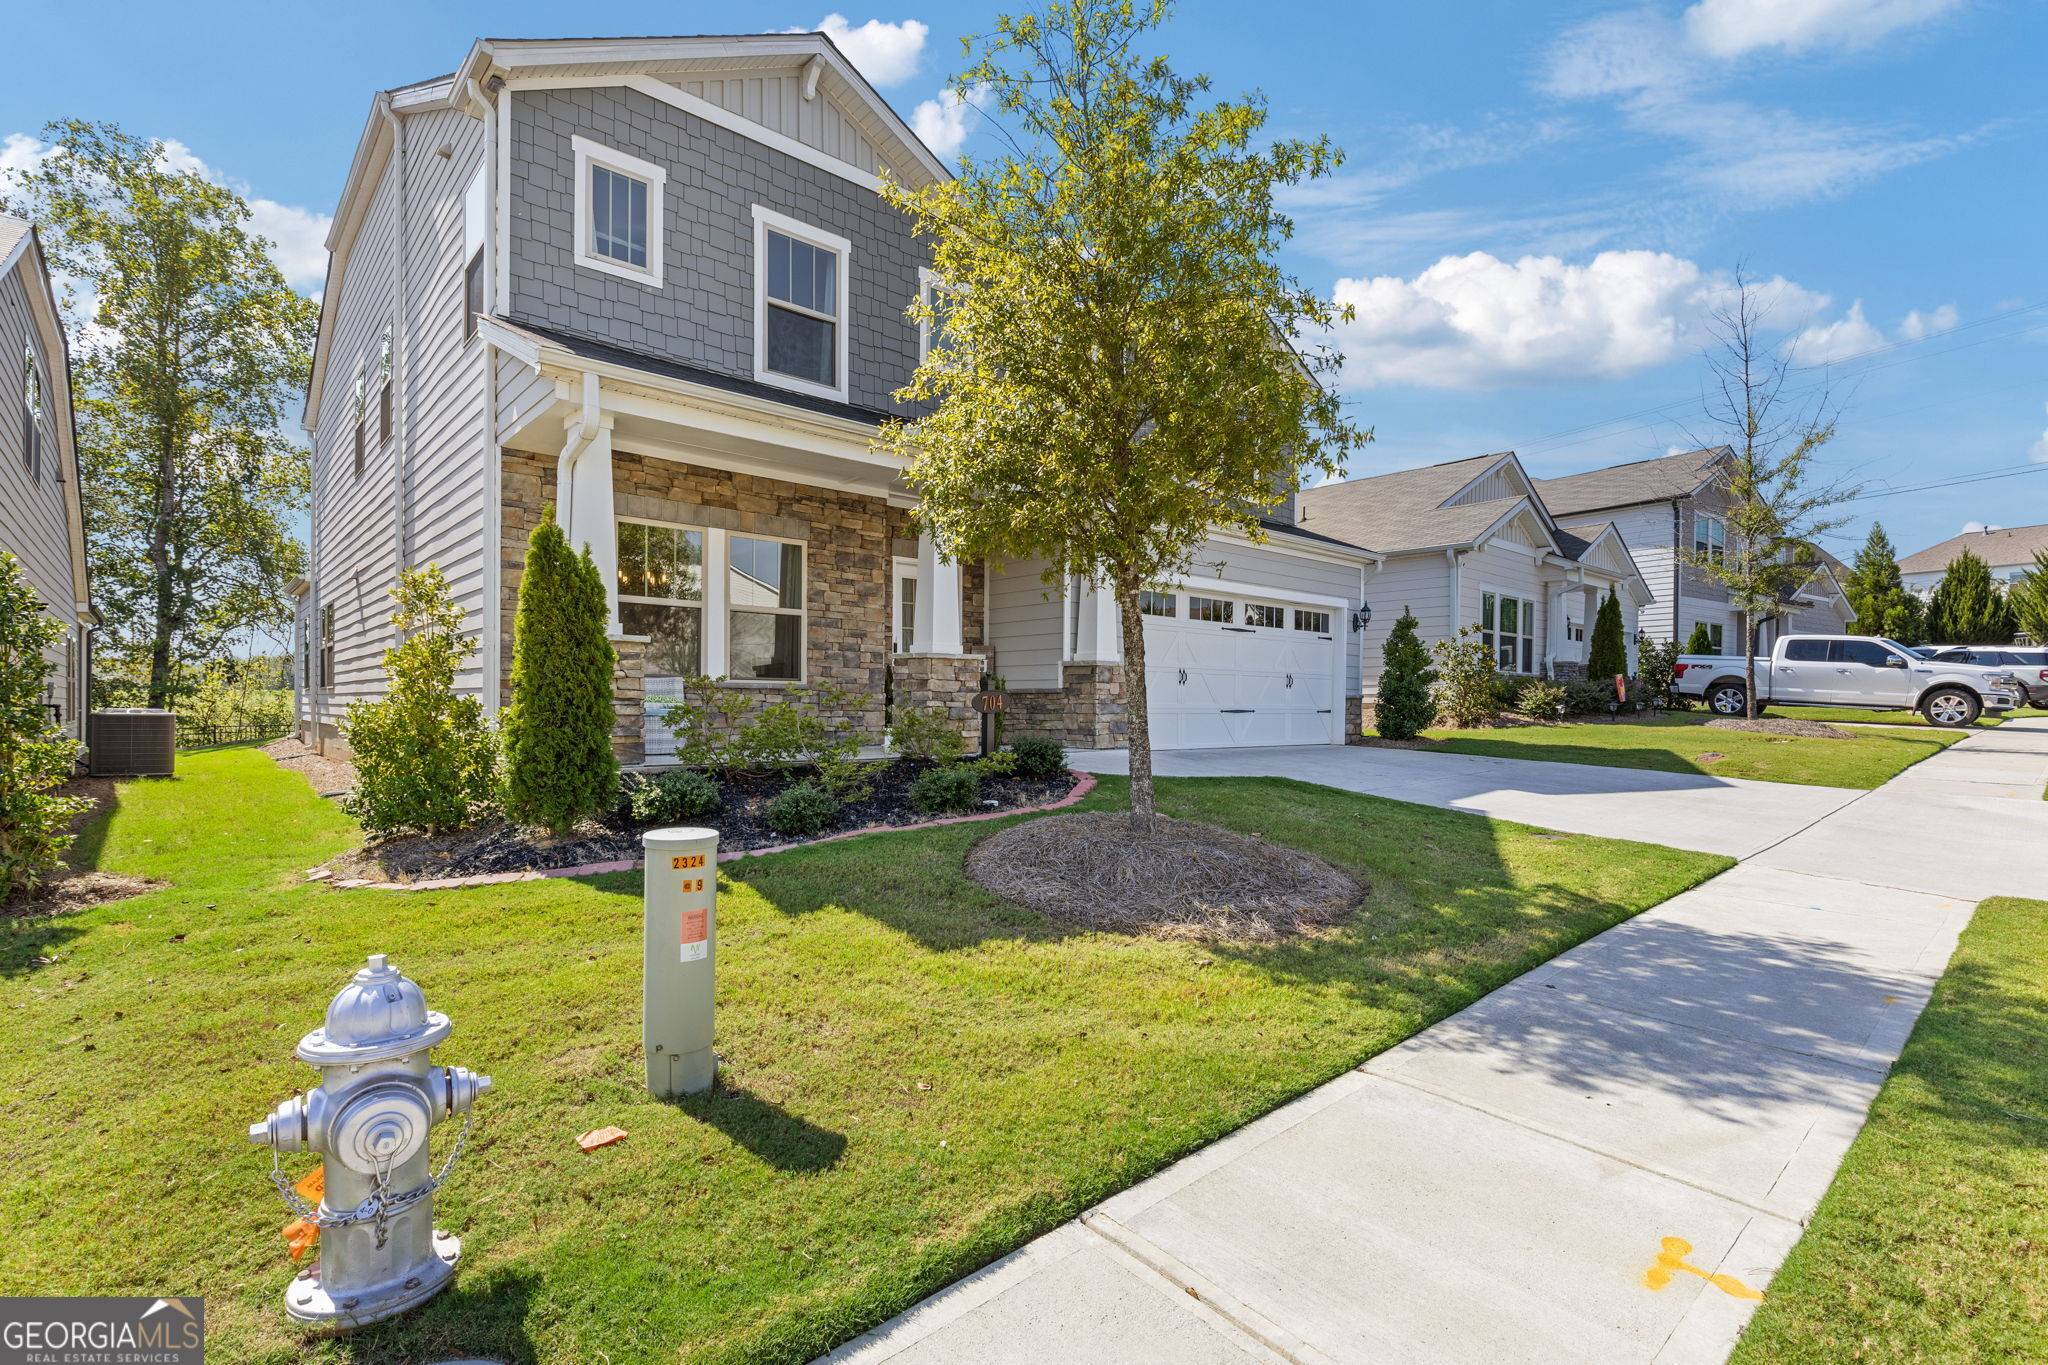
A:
<box><xmin>174</xmin><ymin>721</ymin><xmax>292</xmax><ymax>750</ymax></box>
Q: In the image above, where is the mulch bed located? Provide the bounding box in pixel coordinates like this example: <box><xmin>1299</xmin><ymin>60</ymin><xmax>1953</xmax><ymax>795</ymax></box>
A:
<box><xmin>3</xmin><ymin>776</ymin><xmax>159</xmax><ymax>918</ymax></box>
<box><xmin>1703</xmin><ymin>716</ymin><xmax>1852</xmax><ymax>740</ymax></box>
<box><xmin>324</xmin><ymin>763</ymin><xmax>1082</xmax><ymax>883</ymax></box>
<box><xmin>966</xmin><ymin>811</ymin><xmax>1362</xmax><ymax>942</ymax></box>
<box><xmin>262</xmin><ymin>735</ymin><xmax>356</xmax><ymax>798</ymax></box>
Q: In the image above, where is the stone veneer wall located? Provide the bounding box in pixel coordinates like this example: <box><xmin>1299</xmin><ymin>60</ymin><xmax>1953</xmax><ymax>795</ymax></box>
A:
<box><xmin>1347</xmin><ymin>696</ymin><xmax>1366</xmax><ymax>743</ymax></box>
<box><xmin>501</xmin><ymin>447</ymin><xmax>899</xmax><ymax>763</ymax></box>
<box><xmin>1004</xmin><ymin>663</ymin><xmax>1126</xmax><ymax>750</ymax></box>
<box><xmin>890</xmin><ymin>653</ymin><xmax>986</xmax><ymax>748</ymax></box>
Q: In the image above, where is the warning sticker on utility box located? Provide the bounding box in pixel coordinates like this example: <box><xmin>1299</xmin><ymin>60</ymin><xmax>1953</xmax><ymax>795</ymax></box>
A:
<box><xmin>680</xmin><ymin>908</ymin><xmax>709</xmax><ymax>962</ymax></box>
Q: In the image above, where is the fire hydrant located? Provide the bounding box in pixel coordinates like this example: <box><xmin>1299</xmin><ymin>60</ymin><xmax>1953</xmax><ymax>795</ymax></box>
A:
<box><xmin>248</xmin><ymin>953</ymin><xmax>491</xmax><ymax>1328</ymax></box>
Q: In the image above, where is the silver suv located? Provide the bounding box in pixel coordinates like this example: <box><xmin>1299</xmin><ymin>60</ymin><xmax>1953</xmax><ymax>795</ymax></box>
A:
<box><xmin>1926</xmin><ymin>646</ymin><xmax>2048</xmax><ymax>708</ymax></box>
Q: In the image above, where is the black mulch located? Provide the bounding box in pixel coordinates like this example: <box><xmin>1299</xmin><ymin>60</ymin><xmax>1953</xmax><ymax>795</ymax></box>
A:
<box><xmin>334</xmin><ymin>764</ymin><xmax>1081</xmax><ymax>882</ymax></box>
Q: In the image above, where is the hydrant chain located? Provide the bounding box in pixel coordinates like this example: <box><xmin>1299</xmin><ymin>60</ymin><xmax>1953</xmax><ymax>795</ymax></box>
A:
<box><xmin>266</xmin><ymin>1110</ymin><xmax>474</xmax><ymax>1230</ymax></box>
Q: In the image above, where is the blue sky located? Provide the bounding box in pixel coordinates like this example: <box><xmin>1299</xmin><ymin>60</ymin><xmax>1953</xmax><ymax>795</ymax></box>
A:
<box><xmin>4</xmin><ymin>0</ymin><xmax>2044</xmax><ymax>561</ymax></box>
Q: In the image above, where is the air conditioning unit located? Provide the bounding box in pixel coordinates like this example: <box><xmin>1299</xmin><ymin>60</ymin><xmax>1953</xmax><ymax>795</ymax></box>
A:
<box><xmin>90</xmin><ymin>708</ymin><xmax>177</xmax><ymax>777</ymax></box>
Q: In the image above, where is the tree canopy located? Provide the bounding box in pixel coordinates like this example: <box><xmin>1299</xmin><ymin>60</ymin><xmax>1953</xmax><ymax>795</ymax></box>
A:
<box><xmin>2007</xmin><ymin>550</ymin><xmax>2048</xmax><ymax>646</ymax></box>
<box><xmin>5</xmin><ymin>121</ymin><xmax>317</xmax><ymax>708</ymax></box>
<box><xmin>1924</xmin><ymin>546</ymin><xmax>2017</xmax><ymax>645</ymax></box>
<box><xmin>878</xmin><ymin>0</ymin><xmax>1370</xmax><ymax>826</ymax></box>
<box><xmin>1841</xmin><ymin>523</ymin><xmax>1923</xmax><ymax>643</ymax></box>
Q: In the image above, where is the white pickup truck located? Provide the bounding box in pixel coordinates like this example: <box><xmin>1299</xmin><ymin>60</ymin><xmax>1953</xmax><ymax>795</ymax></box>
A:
<box><xmin>1673</xmin><ymin>634</ymin><xmax>2022</xmax><ymax>727</ymax></box>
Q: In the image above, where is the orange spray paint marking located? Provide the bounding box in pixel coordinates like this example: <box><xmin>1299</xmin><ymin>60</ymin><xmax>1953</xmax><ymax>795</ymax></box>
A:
<box><xmin>281</xmin><ymin>1165</ymin><xmax>325</xmax><ymax>1261</ymax></box>
<box><xmin>1642</xmin><ymin>1237</ymin><xmax>1763</xmax><ymax>1301</ymax></box>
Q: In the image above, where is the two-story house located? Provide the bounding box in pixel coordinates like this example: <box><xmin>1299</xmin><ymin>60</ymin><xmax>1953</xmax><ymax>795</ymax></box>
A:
<box><xmin>301</xmin><ymin>33</ymin><xmax>1375</xmax><ymax>764</ymax></box>
<box><xmin>1533</xmin><ymin>446</ymin><xmax>1851</xmax><ymax>657</ymax></box>
<box><xmin>0</xmin><ymin>214</ymin><xmax>92</xmax><ymax>743</ymax></box>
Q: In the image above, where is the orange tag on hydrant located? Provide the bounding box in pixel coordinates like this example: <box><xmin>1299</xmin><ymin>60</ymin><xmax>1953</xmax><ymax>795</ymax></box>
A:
<box><xmin>282</xmin><ymin>1165</ymin><xmax>325</xmax><ymax>1260</ymax></box>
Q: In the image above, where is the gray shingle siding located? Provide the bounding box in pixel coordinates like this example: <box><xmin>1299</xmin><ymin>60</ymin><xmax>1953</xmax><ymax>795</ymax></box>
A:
<box><xmin>506</xmin><ymin>85</ymin><xmax>928</xmax><ymax>415</ymax></box>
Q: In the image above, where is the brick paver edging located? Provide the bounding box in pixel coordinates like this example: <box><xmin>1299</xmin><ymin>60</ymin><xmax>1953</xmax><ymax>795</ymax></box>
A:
<box><xmin>316</xmin><ymin>770</ymin><xmax>1098</xmax><ymax>893</ymax></box>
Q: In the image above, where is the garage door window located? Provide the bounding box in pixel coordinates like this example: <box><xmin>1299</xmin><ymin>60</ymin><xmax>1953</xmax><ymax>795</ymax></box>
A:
<box><xmin>1294</xmin><ymin>608</ymin><xmax>1331</xmax><ymax>635</ymax></box>
<box><xmin>1139</xmin><ymin>590</ymin><xmax>1176</xmax><ymax>617</ymax></box>
<box><xmin>1481</xmin><ymin>591</ymin><xmax>1536</xmax><ymax>673</ymax></box>
<box><xmin>1186</xmin><ymin>596</ymin><xmax>1234</xmax><ymax>624</ymax></box>
<box><xmin>1244</xmin><ymin>603</ymin><xmax>1286</xmax><ymax>628</ymax></box>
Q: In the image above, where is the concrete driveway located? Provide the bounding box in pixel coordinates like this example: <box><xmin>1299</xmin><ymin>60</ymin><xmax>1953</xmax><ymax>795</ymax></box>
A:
<box><xmin>825</xmin><ymin>721</ymin><xmax>2048</xmax><ymax>1364</ymax></box>
<box><xmin>1070</xmin><ymin>742</ymin><xmax>1861</xmax><ymax>858</ymax></box>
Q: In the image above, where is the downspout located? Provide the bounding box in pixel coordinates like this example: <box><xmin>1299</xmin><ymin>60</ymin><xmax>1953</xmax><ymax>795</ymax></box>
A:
<box><xmin>555</xmin><ymin>369</ymin><xmax>602</xmax><ymax>529</ymax></box>
<box><xmin>1670</xmin><ymin>498</ymin><xmax>1682</xmax><ymax>641</ymax></box>
<box><xmin>467</xmin><ymin>74</ymin><xmax>504</xmax><ymax>715</ymax></box>
<box><xmin>382</xmin><ymin>98</ymin><xmax>411</xmax><ymax>581</ymax></box>
<box><xmin>1447</xmin><ymin>546</ymin><xmax>1463</xmax><ymax>634</ymax></box>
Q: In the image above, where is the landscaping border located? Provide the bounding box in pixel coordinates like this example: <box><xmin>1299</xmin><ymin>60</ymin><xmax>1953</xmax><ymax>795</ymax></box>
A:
<box><xmin>314</xmin><ymin>770</ymin><xmax>1099</xmax><ymax>892</ymax></box>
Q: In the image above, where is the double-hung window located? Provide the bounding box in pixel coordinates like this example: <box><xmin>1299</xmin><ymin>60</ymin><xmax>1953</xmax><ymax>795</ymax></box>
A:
<box><xmin>917</xmin><ymin>267</ymin><xmax>956</xmax><ymax>362</ymax></box>
<box><xmin>21</xmin><ymin>342</ymin><xmax>42</xmax><ymax>482</ymax></box>
<box><xmin>351</xmin><ymin>361</ymin><xmax>367</xmax><ymax>478</ymax></box>
<box><xmin>753</xmin><ymin>205</ymin><xmax>850</xmax><ymax>401</ymax></box>
<box><xmin>894</xmin><ymin>558</ymin><xmax>919</xmax><ymax>653</ymax></box>
<box><xmin>617</xmin><ymin>520</ymin><xmax>705</xmax><ymax>678</ymax></box>
<box><xmin>728</xmin><ymin>534</ymin><xmax>806</xmax><ymax>681</ymax></box>
<box><xmin>572</xmin><ymin>136</ymin><xmax>665</xmax><ymax>287</ymax></box>
<box><xmin>1481</xmin><ymin>591</ymin><xmax>1537</xmax><ymax>673</ymax></box>
<box><xmin>1694</xmin><ymin>513</ymin><xmax>1726</xmax><ymax>562</ymax></box>
<box><xmin>319</xmin><ymin>604</ymin><xmax>336</xmax><ymax>689</ymax></box>
<box><xmin>375</xmin><ymin>327</ymin><xmax>394</xmax><ymax>443</ymax></box>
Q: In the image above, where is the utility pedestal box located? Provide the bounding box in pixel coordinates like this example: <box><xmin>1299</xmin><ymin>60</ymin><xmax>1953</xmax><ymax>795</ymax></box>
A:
<box><xmin>643</xmin><ymin>826</ymin><xmax>718</xmax><ymax>1098</ymax></box>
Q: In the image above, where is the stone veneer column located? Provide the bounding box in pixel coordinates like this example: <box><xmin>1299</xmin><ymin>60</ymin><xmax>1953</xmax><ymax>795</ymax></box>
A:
<box><xmin>891</xmin><ymin>652</ymin><xmax>986</xmax><ymax>749</ymax></box>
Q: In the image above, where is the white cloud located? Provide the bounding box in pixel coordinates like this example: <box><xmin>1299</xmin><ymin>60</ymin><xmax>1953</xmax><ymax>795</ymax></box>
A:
<box><xmin>1683</xmin><ymin>0</ymin><xmax>1963</xmax><ymax>59</ymax></box>
<box><xmin>2030</xmin><ymin>404</ymin><xmax>2048</xmax><ymax>464</ymax></box>
<box><xmin>787</xmin><ymin>14</ymin><xmax>929</xmax><ymax>87</ymax></box>
<box><xmin>911</xmin><ymin>84</ymin><xmax>988</xmax><ymax>160</ymax></box>
<box><xmin>1329</xmin><ymin>249</ymin><xmax>1822</xmax><ymax>389</ymax></box>
<box><xmin>1898</xmin><ymin>303</ymin><xmax>1958</xmax><ymax>339</ymax></box>
<box><xmin>1789</xmin><ymin>300</ymin><xmax>1885</xmax><ymax>364</ymax></box>
<box><xmin>0</xmin><ymin>131</ymin><xmax>52</xmax><ymax>184</ymax></box>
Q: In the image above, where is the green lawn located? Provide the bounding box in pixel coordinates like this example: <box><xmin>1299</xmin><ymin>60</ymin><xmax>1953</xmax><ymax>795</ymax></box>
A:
<box><xmin>1761</xmin><ymin>705</ymin><xmax>2007</xmax><ymax>729</ymax></box>
<box><xmin>1733</xmin><ymin>896</ymin><xmax>2048</xmax><ymax>1362</ymax></box>
<box><xmin>1379</xmin><ymin>713</ymin><xmax>1963</xmax><ymax>788</ymax></box>
<box><xmin>0</xmin><ymin>747</ymin><xmax>1728</xmax><ymax>1364</ymax></box>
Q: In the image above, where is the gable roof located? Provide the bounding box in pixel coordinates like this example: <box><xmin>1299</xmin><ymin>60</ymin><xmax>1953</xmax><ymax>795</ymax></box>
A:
<box><xmin>1298</xmin><ymin>454</ymin><xmax>1529</xmax><ymax>556</ymax></box>
<box><xmin>1898</xmin><ymin>522</ymin><xmax>2048</xmax><ymax>574</ymax></box>
<box><xmin>1533</xmin><ymin>446</ymin><xmax>1731</xmax><ymax>516</ymax></box>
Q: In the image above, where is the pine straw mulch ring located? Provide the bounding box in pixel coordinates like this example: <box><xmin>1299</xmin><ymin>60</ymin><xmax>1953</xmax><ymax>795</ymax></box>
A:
<box><xmin>966</xmin><ymin>811</ymin><xmax>1363</xmax><ymax>942</ymax></box>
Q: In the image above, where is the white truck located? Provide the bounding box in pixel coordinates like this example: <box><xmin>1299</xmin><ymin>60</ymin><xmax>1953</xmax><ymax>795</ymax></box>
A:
<box><xmin>1673</xmin><ymin>634</ymin><xmax>2022</xmax><ymax>727</ymax></box>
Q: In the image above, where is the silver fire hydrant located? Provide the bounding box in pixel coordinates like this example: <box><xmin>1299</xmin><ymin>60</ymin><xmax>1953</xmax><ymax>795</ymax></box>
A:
<box><xmin>248</xmin><ymin>953</ymin><xmax>491</xmax><ymax>1328</ymax></box>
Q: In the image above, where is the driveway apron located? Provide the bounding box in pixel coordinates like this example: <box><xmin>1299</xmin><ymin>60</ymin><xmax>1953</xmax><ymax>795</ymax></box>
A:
<box><xmin>822</xmin><ymin>720</ymin><xmax>2048</xmax><ymax>1365</ymax></box>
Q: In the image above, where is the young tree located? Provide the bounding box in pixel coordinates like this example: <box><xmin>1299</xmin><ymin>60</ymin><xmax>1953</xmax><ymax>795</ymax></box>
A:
<box><xmin>0</xmin><ymin>553</ymin><xmax>88</xmax><ymax>901</ymax></box>
<box><xmin>1586</xmin><ymin>587</ymin><xmax>1627</xmax><ymax>680</ymax></box>
<box><xmin>343</xmin><ymin>566</ymin><xmax>497</xmax><ymax>837</ymax></box>
<box><xmin>6</xmin><ymin>122</ymin><xmax>318</xmax><ymax>708</ymax></box>
<box><xmin>1373</xmin><ymin>609</ymin><xmax>1436</xmax><ymax>740</ymax></box>
<box><xmin>1924</xmin><ymin>546</ymin><xmax>2017</xmax><ymax>644</ymax></box>
<box><xmin>1683</xmin><ymin>621</ymin><xmax>1717</xmax><ymax>655</ymax></box>
<box><xmin>1680</xmin><ymin>270</ymin><xmax>1858</xmax><ymax>718</ymax></box>
<box><xmin>2007</xmin><ymin>550</ymin><xmax>2048</xmax><ymax>645</ymax></box>
<box><xmin>1842</xmin><ymin>523</ymin><xmax>1924</xmax><ymax>643</ymax></box>
<box><xmin>878</xmin><ymin>0</ymin><xmax>1369</xmax><ymax>831</ymax></box>
<box><xmin>502</xmin><ymin>511</ymin><xmax>618</xmax><ymax>836</ymax></box>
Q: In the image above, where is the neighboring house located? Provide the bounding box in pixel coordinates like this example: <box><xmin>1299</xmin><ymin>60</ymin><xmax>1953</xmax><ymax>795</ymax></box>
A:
<box><xmin>1534</xmin><ymin>445</ymin><xmax>1852</xmax><ymax>656</ymax></box>
<box><xmin>301</xmin><ymin>33</ymin><xmax>1373</xmax><ymax>763</ymax></box>
<box><xmin>0</xmin><ymin>214</ymin><xmax>92</xmax><ymax>743</ymax></box>
<box><xmin>1297</xmin><ymin>451</ymin><xmax>1653</xmax><ymax>712</ymax></box>
<box><xmin>1898</xmin><ymin>522</ymin><xmax>2048</xmax><ymax>599</ymax></box>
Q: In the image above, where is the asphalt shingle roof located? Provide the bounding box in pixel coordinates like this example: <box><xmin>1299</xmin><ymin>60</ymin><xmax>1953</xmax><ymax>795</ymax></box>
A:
<box><xmin>1533</xmin><ymin>446</ymin><xmax>1730</xmax><ymax>516</ymax></box>
<box><xmin>1296</xmin><ymin>454</ymin><xmax>1522</xmax><ymax>554</ymax></box>
<box><xmin>1898</xmin><ymin>522</ymin><xmax>2048</xmax><ymax>574</ymax></box>
<box><xmin>0</xmin><ymin>215</ymin><xmax>31</xmax><ymax>264</ymax></box>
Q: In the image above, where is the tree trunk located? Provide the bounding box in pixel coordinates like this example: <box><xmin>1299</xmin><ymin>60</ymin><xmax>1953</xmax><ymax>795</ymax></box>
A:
<box><xmin>146</xmin><ymin>435</ymin><xmax>178</xmax><ymax>709</ymax></box>
<box><xmin>1743</xmin><ymin>611</ymin><xmax>1758</xmax><ymax>721</ymax></box>
<box><xmin>1114</xmin><ymin>578</ymin><xmax>1156</xmax><ymax>836</ymax></box>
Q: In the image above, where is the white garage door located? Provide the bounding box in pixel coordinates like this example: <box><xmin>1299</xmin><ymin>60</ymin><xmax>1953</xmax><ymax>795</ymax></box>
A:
<box><xmin>1142</xmin><ymin>590</ymin><xmax>1342</xmax><ymax>749</ymax></box>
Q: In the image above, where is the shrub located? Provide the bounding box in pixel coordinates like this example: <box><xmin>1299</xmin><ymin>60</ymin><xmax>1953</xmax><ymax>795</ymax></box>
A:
<box><xmin>1636</xmin><ymin>636</ymin><xmax>1685</xmax><ymax>708</ymax></box>
<box><xmin>1563</xmin><ymin>678</ymin><xmax>1618</xmax><ymax>716</ymax></box>
<box><xmin>628</xmin><ymin>769</ymin><xmax>722</xmax><ymax>824</ymax></box>
<box><xmin>1374</xmin><ymin>608</ymin><xmax>1437</xmax><ymax>739</ymax></box>
<box><xmin>1519</xmin><ymin>677</ymin><xmax>1568</xmax><ymax>721</ymax></box>
<box><xmin>1009</xmin><ymin>735</ymin><xmax>1068</xmax><ymax>778</ymax></box>
<box><xmin>765</xmin><ymin>781</ymin><xmax>840</xmax><ymax>838</ymax></box>
<box><xmin>176</xmin><ymin>660</ymin><xmax>293</xmax><ymax>736</ymax></box>
<box><xmin>657</xmin><ymin>675</ymin><xmax>751</xmax><ymax>770</ymax></box>
<box><xmin>1683</xmin><ymin>621</ymin><xmax>1717</xmax><ymax>656</ymax></box>
<box><xmin>502</xmin><ymin>510</ymin><xmax>618</xmax><ymax>836</ymax></box>
<box><xmin>0</xmin><ymin>552</ymin><xmax>87</xmax><ymax>901</ymax></box>
<box><xmin>890</xmin><ymin>706</ymin><xmax>967</xmax><ymax>764</ymax></box>
<box><xmin>909</xmin><ymin>764</ymin><xmax>981</xmax><ymax>815</ymax></box>
<box><xmin>1430</xmin><ymin>625</ymin><xmax>1497</xmax><ymax>729</ymax></box>
<box><xmin>343</xmin><ymin>566</ymin><xmax>498</xmax><ymax>837</ymax></box>
<box><xmin>970</xmin><ymin>749</ymin><xmax>1018</xmax><ymax>779</ymax></box>
<box><xmin>1587</xmin><ymin>586</ymin><xmax>1628</xmax><ymax>681</ymax></box>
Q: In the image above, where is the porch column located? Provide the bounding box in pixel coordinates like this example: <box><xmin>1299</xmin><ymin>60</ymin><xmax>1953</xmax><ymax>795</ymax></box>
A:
<box><xmin>1546</xmin><ymin>583</ymin><xmax>1573</xmax><ymax>672</ymax></box>
<box><xmin>1074</xmin><ymin>579</ymin><xmax>1122</xmax><ymax>664</ymax></box>
<box><xmin>565</xmin><ymin>416</ymin><xmax>620</xmax><ymax>634</ymax></box>
<box><xmin>1581</xmin><ymin>584</ymin><xmax>1602</xmax><ymax>672</ymax></box>
<box><xmin>909</xmin><ymin>530</ymin><xmax>964</xmax><ymax>656</ymax></box>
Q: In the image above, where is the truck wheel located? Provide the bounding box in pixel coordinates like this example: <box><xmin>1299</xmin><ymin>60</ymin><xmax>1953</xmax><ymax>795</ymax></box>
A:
<box><xmin>1707</xmin><ymin>683</ymin><xmax>1747</xmax><ymax>716</ymax></box>
<box><xmin>1920</xmin><ymin>688</ymin><xmax>1979</xmax><ymax>728</ymax></box>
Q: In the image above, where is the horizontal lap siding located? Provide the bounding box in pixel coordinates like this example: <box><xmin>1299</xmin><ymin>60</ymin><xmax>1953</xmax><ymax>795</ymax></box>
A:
<box><xmin>1358</xmin><ymin>553</ymin><xmax>1452</xmax><ymax>699</ymax></box>
<box><xmin>403</xmin><ymin>106</ymin><xmax>491</xmax><ymax>696</ymax></box>
<box><xmin>0</xmin><ymin>262</ymin><xmax>81</xmax><ymax>731</ymax></box>
<box><xmin>986</xmin><ymin>559</ymin><xmax>1065</xmax><ymax>690</ymax></box>
<box><xmin>1462</xmin><ymin>542</ymin><xmax>1550</xmax><ymax>674</ymax></box>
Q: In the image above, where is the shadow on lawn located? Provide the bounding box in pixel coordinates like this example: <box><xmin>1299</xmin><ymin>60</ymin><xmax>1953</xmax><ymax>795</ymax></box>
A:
<box><xmin>674</xmin><ymin>1082</ymin><xmax>848</xmax><ymax>1173</ymax></box>
<box><xmin>0</xmin><ymin>779</ymin><xmax>128</xmax><ymax>976</ymax></box>
<box><xmin>333</xmin><ymin>1265</ymin><xmax>540</xmax><ymax>1364</ymax></box>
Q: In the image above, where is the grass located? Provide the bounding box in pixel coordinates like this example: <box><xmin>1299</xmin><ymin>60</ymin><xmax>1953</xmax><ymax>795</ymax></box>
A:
<box><xmin>1377</xmin><ymin>712</ymin><xmax>1963</xmax><ymax>788</ymax></box>
<box><xmin>1733</xmin><ymin>896</ymin><xmax>2048</xmax><ymax>1362</ymax></box>
<box><xmin>1761</xmin><ymin>705</ymin><xmax>2007</xmax><ymax>729</ymax></box>
<box><xmin>0</xmin><ymin>746</ymin><xmax>1728</xmax><ymax>1365</ymax></box>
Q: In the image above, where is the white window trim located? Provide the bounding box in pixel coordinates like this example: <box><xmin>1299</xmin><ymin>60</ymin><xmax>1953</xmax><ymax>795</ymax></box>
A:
<box><xmin>751</xmin><ymin>203</ymin><xmax>851</xmax><ymax>404</ymax></box>
<box><xmin>917</xmin><ymin>266</ymin><xmax>948</xmax><ymax>362</ymax></box>
<box><xmin>893</xmin><ymin>555</ymin><xmax>919</xmax><ymax>654</ymax></box>
<box><xmin>1480</xmin><ymin>588</ymin><xmax>1539</xmax><ymax>675</ymax></box>
<box><xmin>1694</xmin><ymin>512</ymin><xmax>1726</xmax><ymax>562</ymax></box>
<box><xmin>726</xmin><ymin>529</ymin><xmax>809</xmax><ymax>685</ymax></box>
<box><xmin>572</xmin><ymin>134</ymin><xmax>666</xmax><ymax>288</ymax></box>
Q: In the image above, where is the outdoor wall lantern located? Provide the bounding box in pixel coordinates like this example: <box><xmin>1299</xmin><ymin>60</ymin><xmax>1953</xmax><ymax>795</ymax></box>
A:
<box><xmin>1350</xmin><ymin>602</ymin><xmax>1374</xmax><ymax>633</ymax></box>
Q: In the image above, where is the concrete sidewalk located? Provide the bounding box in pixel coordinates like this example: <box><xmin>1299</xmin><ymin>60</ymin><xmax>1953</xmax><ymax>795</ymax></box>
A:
<box><xmin>825</xmin><ymin>720</ymin><xmax>2048</xmax><ymax>1365</ymax></box>
<box><xmin>1070</xmin><ymin>741</ymin><xmax>1862</xmax><ymax>858</ymax></box>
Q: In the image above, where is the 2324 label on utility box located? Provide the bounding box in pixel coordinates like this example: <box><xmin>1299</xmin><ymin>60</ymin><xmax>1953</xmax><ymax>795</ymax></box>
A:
<box><xmin>671</xmin><ymin>854</ymin><xmax>707</xmax><ymax>870</ymax></box>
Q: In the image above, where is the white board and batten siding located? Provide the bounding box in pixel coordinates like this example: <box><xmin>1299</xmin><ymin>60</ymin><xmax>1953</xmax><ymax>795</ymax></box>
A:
<box><xmin>0</xmin><ymin>261</ymin><xmax>83</xmax><ymax>734</ymax></box>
